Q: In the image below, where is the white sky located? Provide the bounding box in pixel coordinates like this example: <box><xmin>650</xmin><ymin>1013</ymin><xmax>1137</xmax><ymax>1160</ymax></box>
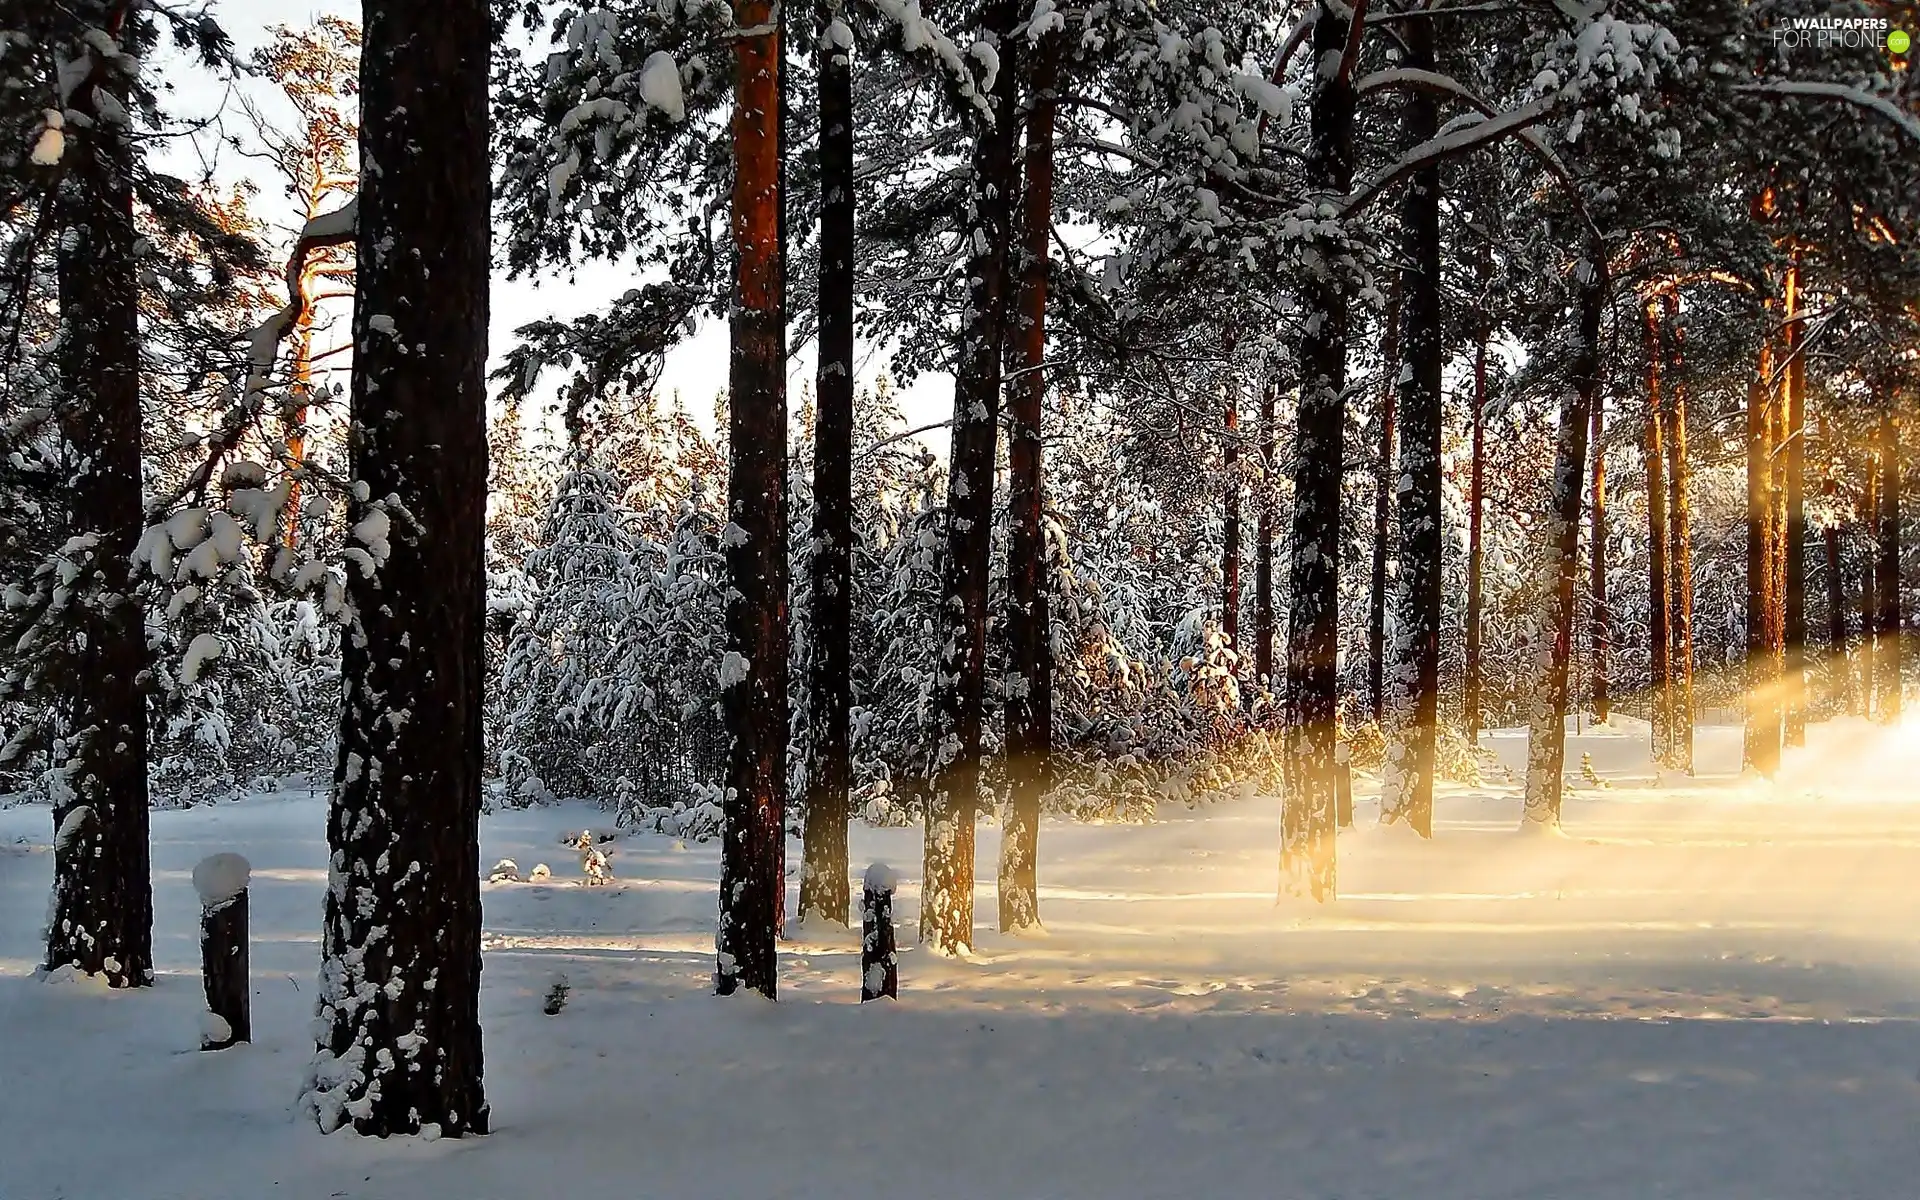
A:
<box><xmin>173</xmin><ymin>0</ymin><xmax>954</xmax><ymax>455</ymax></box>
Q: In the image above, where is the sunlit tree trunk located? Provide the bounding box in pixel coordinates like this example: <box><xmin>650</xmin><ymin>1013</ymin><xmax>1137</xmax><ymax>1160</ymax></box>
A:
<box><xmin>925</xmin><ymin>2</ymin><xmax>1020</xmax><ymax>952</ymax></box>
<box><xmin>1745</xmin><ymin>335</ymin><xmax>1782</xmax><ymax>778</ymax></box>
<box><xmin>1643</xmin><ymin>306</ymin><xmax>1673</xmax><ymax>763</ymax></box>
<box><xmin>1588</xmin><ymin>393</ymin><xmax>1609</xmax><ymax>724</ymax></box>
<box><xmin>1366</xmin><ymin>273</ymin><xmax>1402</xmax><ymax>725</ymax></box>
<box><xmin>305</xmin><ymin>0</ymin><xmax>490</xmax><ymax>1134</ymax></box>
<box><xmin>1464</xmin><ymin>333</ymin><xmax>1489</xmax><ymax>741</ymax></box>
<box><xmin>1861</xmin><ymin>462</ymin><xmax>1879</xmax><ymax>718</ymax></box>
<box><xmin>1254</xmin><ymin>380</ymin><xmax>1277</xmax><ymax>688</ymax></box>
<box><xmin>716</xmin><ymin>0</ymin><xmax>788</xmax><ymax>996</ymax></box>
<box><xmin>1782</xmin><ymin>264</ymin><xmax>1808</xmax><ymax>745</ymax></box>
<box><xmin>999</xmin><ymin>28</ymin><xmax>1057</xmax><ymax>936</ymax></box>
<box><xmin>1282</xmin><ymin>0</ymin><xmax>1356</xmax><ymax>899</ymax></box>
<box><xmin>1874</xmin><ymin>401</ymin><xmax>1902</xmax><ymax>723</ymax></box>
<box><xmin>1521</xmin><ymin>253</ymin><xmax>1607</xmax><ymax>831</ymax></box>
<box><xmin>1379</xmin><ymin>13</ymin><xmax>1440</xmax><ymax>839</ymax></box>
<box><xmin>1662</xmin><ymin>292</ymin><xmax>1696</xmax><ymax>772</ymax></box>
<box><xmin>44</xmin><ymin>10</ymin><xmax>152</xmax><ymax>988</ymax></box>
<box><xmin>799</xmin><ymin>0</ymin><xmax>854</xmax><ymax>929</ymax></box>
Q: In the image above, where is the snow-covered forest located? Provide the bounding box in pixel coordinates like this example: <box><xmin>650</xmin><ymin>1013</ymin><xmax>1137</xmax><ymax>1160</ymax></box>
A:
<box><xmin>1</xmin><ymin>0</ymin><xmax>1918</xmax><ymax>1194</ymax></box>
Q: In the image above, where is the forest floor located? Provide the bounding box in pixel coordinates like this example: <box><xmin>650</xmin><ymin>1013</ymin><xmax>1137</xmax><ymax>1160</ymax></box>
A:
<box><xmin>4</xmin><ymin>717</ymin><xmax>1920</xmax><ymax>1199</ymax></box>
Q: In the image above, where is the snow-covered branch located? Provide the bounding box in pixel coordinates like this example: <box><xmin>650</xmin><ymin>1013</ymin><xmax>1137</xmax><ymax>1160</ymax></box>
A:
<box><xmin>1340</xmin><ymin>94</ymin><xmax>1557</xmax><ymax>217</ymax></box>
<box><xmin>242</xmin><ymin>197</ymin><xmax>357</xmax><ymax>403</ymax></box>
<box><xmin>1354</xmin><ymin>67</ymin><xmax>1585</xmax><ymax>219</ymax></box>
<box><xmin>1732</xmin><ymin>81</ymin><xmax>1920</xmax><ymax>149</ymax></box>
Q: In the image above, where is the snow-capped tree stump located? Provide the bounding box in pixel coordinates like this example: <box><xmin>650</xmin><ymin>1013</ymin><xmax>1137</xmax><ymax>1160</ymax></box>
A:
<box><xmin>1335</xmin><ymin>762</ymin><xmax>1353</xmax><ymax>829</ymax></box>
<box><xmin>861</xmin><ymin>862</ymin><xmax>898</xmax><ymax>1002</ymax></box>
<box><xmin>193</xmin><ymin>853</ymin><xmax>251</xmax><ymax>1049</ymax></box>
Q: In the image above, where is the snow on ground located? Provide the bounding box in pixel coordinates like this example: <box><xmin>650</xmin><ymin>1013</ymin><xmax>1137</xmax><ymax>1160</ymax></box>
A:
<box><xmin>4</xmin><ymin>719</ymin><xmax>1920</xmax><ymax>1199</ymax></box>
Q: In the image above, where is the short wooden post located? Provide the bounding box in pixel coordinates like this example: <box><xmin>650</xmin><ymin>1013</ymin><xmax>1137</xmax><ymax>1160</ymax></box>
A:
<box><xmin>861</xmin><ymin>862</ymin><xmax>898</xmax><ymax>1002</ymax></box>
<box><xmin>194</xmin><ymin>853</ymin><xmax>251</xmax><ymax>1050</ymax></box>
<box><xmin>1335</xmin><ymin>762</ymin><xmax>1354</xmax><ymax>829</ymax></box>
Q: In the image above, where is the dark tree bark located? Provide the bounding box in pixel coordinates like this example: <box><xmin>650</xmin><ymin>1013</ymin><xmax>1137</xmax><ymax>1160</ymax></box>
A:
<box><xmin>1862</xmin><ymin>464</ymin><xmax>1879</xmax><ymax>716</ymax></box>
<box><xmin>43</xmin><ymin>15</ymin><xmax>152</xmax><ymax>988</ymax></box>
<box><xmin>999</xmin><ymin>29</ymin><xmax>1057</xmax><ymax>936</ymax></box>
<box><xmin>1874</xmin><ymin>402</ymin><xmax>1902</xmax><ymax>723</ymax></box>
<box><xmin>1823</xmin><ymin>477</ymin><xmax>1849</xmax><ymax>708</ymax></box>
<box><xmin>305</xmin><ymin>0</ymin><xmax>491</xmax><ymax>1136</ymax></box>
<box><xmin>1380</xmin><ymin>14</ymin><xmax>1440</xmax><ymax>839</ymax></box>
<box><xmin>1254</xmin><ymin>380</ymin><xmax>1277</xmax><ymax>687</ymax></box>
<box><xmin>1588</xmin><ymin>394</ymin><xmax>1609</xmax><ymax>724</ymax></box>
<box><xmin>716</xmin><ymin>0</ymin><xmax>789</xmax><ymax>997</ymax></box>
<box><xmin>798</xmin><ymin>0</ymin><xmax>855</xmax><ymax>930</ymax></box>
<box><xmin>1521</xmin><ymin>253</ymin><xmax>1607</xmax><ymax>830</ymax></box>
<box><xmin>1464</xmin><ymin>333</ymin><xmax>1489</xmax><ymax>740</ymax></box>
<box><xmin>925</xmin><ymin>5</ymin><xmax>1020</xmax><ymax>953</ymax></box>
<box><xmin>1643</xmin><ymin>307</ymin><xmax>1673</xmax><ymax>763</ymax></box>
<box><xmin>1745</xmin><ymin>336</ymin><xmax>1782</xmax><ymax>778</ymax></box>
<box><xmin>1663</xmin><ymin>293</ymin><xmax>1696</xmax><ymax>773</ymax></box>
<box><xmin>1222</xmin><ymin>395</ymin><xmax>1242</xmax><ymax>649</ymax></box>
<box><xmin>1782</xmin><ymin>267</ymin><xmax>1808</xmax><ymax>746</ymax></box>
<box><xmin>1366</xmin><ymin>272</ymin><xmax>1403</xmax><ymax>725</ymax></box>
<box><xmin>1282</xmin><ymin>0</ymin><xmax>1358</xmax><ymax>899</ymax></box>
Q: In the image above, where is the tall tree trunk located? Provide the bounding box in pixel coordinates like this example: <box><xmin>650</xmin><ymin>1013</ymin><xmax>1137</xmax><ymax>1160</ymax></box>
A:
<box><xmin>1464</xmin><ymin>333</ymin><xmax>1488</xmax><ymax>740</ymax></box>
<box><xmin>282</xmin><ymin>271</ymin><xmax>319</xmax><ymax>548</ymax></box>
<box><xmin>1644</xmin><ymin>307</ymin><xmax>1673</xmax><ymax>764</ymax></box>
<box><xmin>999</xmin><ymin>29</ymin><xmax>1057</xmax><ymax>936</ymax></box>
<box><xmin>924</xmin><ymin>5</ymin><xmax>1020</xmax><ymax>953</ymax></box>
<box><xmin>1823</xmin><ymin>476</ymin><xmax>1848</xmax><ymax>709</ymax></box>
<box><xmin>716</xmin><ymin>0</ymin><xmax>788</xmax><ymax>996</ymax></box>
<box><xmin>1379</xmin><ymin>13</ymin><xmax>1440</xmax><ymax>840</ymax></box>
<box><xmin>1663</xmin><ymin>292</ymin><xmax>1696</xmax><ymax>772</ymax></box>
<box><xmin>44</xmin><ymin>14</ymin><xmax>152</xmax><ymax>988</ymax></box>
<box><xmin>1874</xmin><ymin>401</ymin><xmax>1902</xmax><ymax>723</ymax></box>
<box><xmin>1589</xmin><ymin>393</ymin><xmax>1609</xmax><ymax>724</ymax></box>
<box><xmin>1521</xmin><ymin>253</ymin><xmax>1607</xmax><ymax>831</ymax></box>
<box><xmin>1745</xmin><ymin>336</ymin><xmax>1782</xmax><ymax>778</ymax></box>
<box><xmin>1222</xmin><ymin>396</ymin><xmax>1242</xmax><ymax>648</ymax></box>
<box><xmin>1861</xmin><ymin>463</ymin><xmax>1879</xmax><ymax>718</ymax></box>
<box><xmin>1254</xmin><ymin>379</ymin><xmax>1277</xmax><ymax>687</ymax></box>
<box><xmin>1782</xmin><ymin>266</ymin><xmax>1808</xmax><ymax>745</ymax></box>
<box><xmin>1283</xmin><ymin>0</ymin><xmax>1357</xmax><ymax>900</ymax></box>
<box><xmin>799</xmin><ymin>0</ymin><xmax>854</xmax><ymax>930</ymax></box>
<box><xmin>304</xmin><ymin>0</ymin><xmax>491</xmax><ymax>1135</ymax></box>
<box><xmin>1366</xmin><ymin>273</ymin><xmax>1403</xmax><ymax>725</ymax></box>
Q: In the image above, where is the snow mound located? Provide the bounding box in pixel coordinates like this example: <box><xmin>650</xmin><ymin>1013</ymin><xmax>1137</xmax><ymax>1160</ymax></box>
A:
<box><xmin>192</xmin><ymin>852</ymin><xmax>251</xmax><ymax>906</ymax></box>
<box><xmin>864</xmin><ymin>861</ymin><xmax>898</xmax><ymax>893</ymax></box>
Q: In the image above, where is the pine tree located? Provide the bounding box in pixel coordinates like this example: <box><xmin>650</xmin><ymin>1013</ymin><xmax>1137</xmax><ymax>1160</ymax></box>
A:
<box><xmin>716</xmin><ymin>0</ymin><xmax>789</xmax><ymax>998</ymax></box>
<box><xmin>303</xmin><ymin>0</ymin><xmax>491</xmax><ymax>1137</ymax></box>
<box><xmin>1281</xmin><ymin>0</ymin><xmax>1357</xmax><ymax>901</ymax></box>
<box><xmin>1379</xmin><ymin>8</ymin><xmax>1443</xmax><ymax>838</ymax></box>
<box><xmin>798</xmin><ymin>0</ymin><xmax>856</xmax><ymax>931</ymax></box>
<box><xmin>1521</xmin><ymin>251</ymin><xmax>1607</xmax><ymax>831</ymax></box>
<box><xmin>1643</xmin><ymin>305</ymin><xmax>1673</xmax><ymax>761</ymax></box>
<box><xmin>1745</xmin><ymin>330</ymin><xmax>1782</xmax><ymax>778</ymax></box>
<box><xmin>1872</xmin><ymin>401</ymin><xmax>1902</xmax><ymax>723</ymax></box>
<box><xmin>40</xmin><ymin>5</ymin><xmax>153</xmax><ymax>987</ymax></box>
<box><xmin>1661</xmin><ymin>292</ymin><xmax>1696</xmax><ymax>772</ymax></box>
<box><xmin>999</xmin><ymin>20</ymin><xmax>1060</xmax><ymax>937</ymax></box>
<box><xmin>1463</xmin><ymin>332</ymin><xmax>1489</xmax><ymax>740</ymax></box>
<box><xmin>923</xmin><ymin>0</ymin><xmax>1020</xmax><ymax>956</ymax></box>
